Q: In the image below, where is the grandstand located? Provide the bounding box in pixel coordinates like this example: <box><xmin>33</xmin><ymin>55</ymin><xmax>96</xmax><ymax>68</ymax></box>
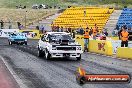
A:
<box><xmin>117</xmin><ymin>8</ymin><xmax>132</xmax><ymax>29</ymax></box>
<box><xmin>53</xmin><ymin>7</ymin><xmax>114</xmax><ymax>31</ymax></box>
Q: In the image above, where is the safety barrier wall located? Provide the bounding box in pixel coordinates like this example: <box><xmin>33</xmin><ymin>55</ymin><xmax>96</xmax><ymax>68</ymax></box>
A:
<box><xmin>116</xmin><ymin>48</ymin><xmax>132</xmax><ymax>59</ymax></box>
<box><xmin>89</xmin><ymin>40</ymin><xmax>113</xmax><ymax>56</ymax></box>
<box><xmin>75</xmin><ymin>35</ymin><xmax>84</xmax><ymax>50</ymax></box>
<box><xmin>75</xmin><ymin>35</ymin><xmax>132</xmax><ymax>59</ymax></box>
<box><xmin>75</xmin><ymin>35</ymin><xmax>113</xmax><ymax>55</ymax></box>
<box><xmin>0</xmin><ymin>29</ymin><xmax>19</xmax><ymax>37</ymax></box>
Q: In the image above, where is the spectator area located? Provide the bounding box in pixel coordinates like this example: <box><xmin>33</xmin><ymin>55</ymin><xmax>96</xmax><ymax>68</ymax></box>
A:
<box><xmin>117</xmin><ymin>8</ymin><xmax>132</xmax><ymax>29</ymax></box>
<box><xmin>53</xmin><ymin>7</ymin><xmax>114</xmax><ymax>31</ymax></box>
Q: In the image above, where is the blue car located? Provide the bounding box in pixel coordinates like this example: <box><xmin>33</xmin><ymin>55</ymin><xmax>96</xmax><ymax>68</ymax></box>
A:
<box><xmin>8</xmin><ymin>33</ymin><xmax>27</xmax><ymax>45</ymax></box>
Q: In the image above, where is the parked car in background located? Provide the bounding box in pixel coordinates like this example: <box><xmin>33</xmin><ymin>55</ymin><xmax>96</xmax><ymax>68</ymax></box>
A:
<box><xmin>32</xmin><ymin>4</ymin><xmax>39</xmax><ymax>9</ymax></box>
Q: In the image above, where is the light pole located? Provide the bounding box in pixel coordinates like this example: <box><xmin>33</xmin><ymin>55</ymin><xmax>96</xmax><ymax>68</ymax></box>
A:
<box><xmin>25</xmin><ymin>10</ymin><xmax>27</xmax><ymax>29</ymax></box>
<box><xmin>84</xmin><ymin>7</ymin><xmax>86</xmax><ymax>28</ymax></box>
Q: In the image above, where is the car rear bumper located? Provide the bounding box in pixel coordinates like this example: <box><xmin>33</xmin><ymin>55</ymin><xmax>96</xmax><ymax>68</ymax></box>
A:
<box><xmin>11</xmin><ymin>41</ymin><xmax>26</xmax><ymax>44</ymax></box>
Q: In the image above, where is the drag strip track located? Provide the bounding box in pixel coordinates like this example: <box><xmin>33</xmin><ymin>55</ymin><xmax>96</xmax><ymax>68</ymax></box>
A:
<box><xmin>0</xmin><ymin>38</ymin><xmax>132</xmax><ymax>88</ymax></box>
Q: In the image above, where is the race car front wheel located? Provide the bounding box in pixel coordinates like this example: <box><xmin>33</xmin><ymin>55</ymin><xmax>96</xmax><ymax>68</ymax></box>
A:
<box><xmin>76</xmin><ymin>54</ymin><xmax>81</xmax><ymax>61</ymax></box>
<box><xmin>9</xmin><ymin>41</ymin><xmax>12</xmax><ymax>45</ymax></box>
<box><xmin>38</xmin><ymin>49</ymin><xmax>44</xmax><ymax>57</ymax></box>
<box><xmin>45</xmin><ymin>49</ymin><xmax>51</xmax><ymax>60</ymax></box>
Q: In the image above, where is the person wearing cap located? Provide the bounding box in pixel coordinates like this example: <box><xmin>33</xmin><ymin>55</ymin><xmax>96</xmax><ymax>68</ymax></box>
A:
<box><xmin>120</xmin><ymin>26</ymin><xmax>129</xmax><ymax>47</ymax></box>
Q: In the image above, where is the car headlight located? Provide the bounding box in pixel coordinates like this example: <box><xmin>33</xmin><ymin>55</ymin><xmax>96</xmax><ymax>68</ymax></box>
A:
<box><xmin>76</xmin><ymin>47</ymin><xmax>81</xmax><ymax>50</ymax></box>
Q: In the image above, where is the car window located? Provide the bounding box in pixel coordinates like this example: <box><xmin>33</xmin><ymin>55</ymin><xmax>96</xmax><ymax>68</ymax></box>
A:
<box><xmin>10</xmin><ymin>33</ymin><xmax>17</xmax><ymax>36</ymax></box>
<box><xmin>49</xmin><ymin>34</ymin><xmax>73</xmax><ymax>41</ymax></box>
<box><xmin>41</xmin><ymin>35</ymin><xmax>46</xmax><ymax>41</ymax></box>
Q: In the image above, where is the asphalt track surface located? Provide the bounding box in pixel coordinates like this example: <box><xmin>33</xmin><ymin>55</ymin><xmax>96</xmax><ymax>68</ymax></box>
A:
<box><xmin>0</xmin><ymin>38</ymin><xmax>132</xmax><ymax>88</ymax></box>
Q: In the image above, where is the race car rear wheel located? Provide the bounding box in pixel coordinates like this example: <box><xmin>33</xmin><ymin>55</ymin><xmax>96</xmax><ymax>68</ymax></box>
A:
<box><xmin>38</xmin><ymin>49</ymin><xmax>44</xmax><ymax>57</ymax></box>
<box><xmin>25</xmin><ymin>42</ymin><xmax>27</xmax><ymax>45</ymax></box>
<box><xmin>9</xmin><ymin>41</ymin><xmax>12</xmax><ymax>45</ymax></box>
<box><xmin>76</xmin><ymin>54</ymin><xmax>81</xmax><ymax>61</ymax></box>
<box><xmin>45</xmin><ymin>49</ymin><xmax>51</xmax><ymax>60</ymax></box>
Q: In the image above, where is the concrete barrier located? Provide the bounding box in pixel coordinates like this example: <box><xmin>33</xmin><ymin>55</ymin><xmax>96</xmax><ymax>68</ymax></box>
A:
<box><xmin>116</xmin><ymin>48</ymin><xmax>132</xmax><ymax>59</ymax></box>
<box><xmin>89</xmin><ymin>40</ymin><xmax>113</xmax><ymax>56</ymax></box>
<box><xmin>109</xmin><ymin>37</ymin><xmax>119</xmax><ymax>40</ymax></box>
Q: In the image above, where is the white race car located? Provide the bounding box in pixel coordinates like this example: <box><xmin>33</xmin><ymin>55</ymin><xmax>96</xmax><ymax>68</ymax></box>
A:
<box><xmin>37</xmin><ymin>32</ymin><xmax>83</xmax><ymax>60</ymax></box>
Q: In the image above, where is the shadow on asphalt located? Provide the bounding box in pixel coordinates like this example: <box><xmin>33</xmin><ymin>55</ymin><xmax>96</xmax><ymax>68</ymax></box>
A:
<box><xmin>39</xmin><ymin>57</ymin><xmax>80</xmax><ymax>62</ymax></box>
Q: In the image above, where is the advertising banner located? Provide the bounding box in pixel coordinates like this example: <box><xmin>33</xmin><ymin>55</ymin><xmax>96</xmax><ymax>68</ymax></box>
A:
<box><xmin>0</xmin><ymin>29</ymin><xmax>19</xmax><ymax>37</ymax></box>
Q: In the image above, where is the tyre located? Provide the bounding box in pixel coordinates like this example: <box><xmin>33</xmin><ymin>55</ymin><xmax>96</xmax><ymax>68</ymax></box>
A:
<box><xmin>9</xmin><ymin>41</ymin><xmax>12</xmax><ymax>45</ymax></box>
<box><xmin>25</xmin><ymin>41</ymin><xmax>27</xmax><ymax>45</ymax></box>
<box><xmin>38</xmin><ymin>48</ymin><xmax>44</xmax><ymax>57</ymax></box>
<box><xmin>79</xmin><ymin>76</ymin><xmax>86</xmax><ymax>85</ymax></box>
<box><xmin>76</xmin><ymin>54</ymin><xmax>81</xmax><ymax>61</ymax></box>
<box><xmin>45</xmin><ymin>49</ymin><xmax>51</xmax><ymax>60</ymax></box>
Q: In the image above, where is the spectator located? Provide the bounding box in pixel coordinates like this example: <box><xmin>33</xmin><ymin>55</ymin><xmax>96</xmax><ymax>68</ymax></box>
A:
<box><xmin>84</xmin><ymin>27</ymin><xmax>90</xmax><ymax>52</ymax></box>
<box><xmin>92</xmin><ymin>24</ymin><xmax>98</xmax><ymax>40</ymax></box>
<box><xmin>17</xmin><ymin>22</ymin><xmax>22</xmax><ymax>29</ymax></box>
<box><xmin>8</xmin><ymin>20</ymin><xmax>12</xmax><ymax>29</ymax></box>
<box><xmin>67</xmin><ymin>26</ymin><xmax>71</xmax><ymax>33</ymax></box>
<box><xmin>72</xmin><ymin>30</ymin><xmax>75</xmax><ymax>39</ymax></box>
<box><xmin>120</xmin><ymin>25</ymin><xmax>129</xmax><ymax>47</ymax></box>
<box><xmin>56</xmin><ymin>25</ymin><xmax>60</xmax><ymax>32</ymax></box>
<box><xmin>42</xmin><ymin>25</ymin><xmax>45</xmax><ymax>33</ymax></box>
<box><xmin>20</xmin><ymin>25</ymin><xmax>24</xmax><ymax>30</ymax></box>
<box><xmin>116</xmin><ymin>25</ymin><xmax>119</xmax><ymax>30</ymax></box>
<box><xmin>104</xmin><ymin>31</ymin><xmax>108</xmax><ymax>36</ymax></box>
<box><xmin>89</xmin><ymin>27</ymin><xmax>93</xmax><ymax>36</ymax></box>
<box><xmin>118</xmin><ymin>26</ymin><xmax>124</xmax><ymax>40</ymax></box>
<box><xmin>0</xmin><ymin>20</ymin><xmax>4</xmax><ymax>29</ymax></box>
<box><xmin>36</xmin><ymin>25</ymin><xmax>39</xmax><ymax>30</ymax></box>
<box><xmin>128</xmin><ymin>27</ymin><xmax>131</xmax><ymax>31</ymax></box>
<box><xmin>52</xmin><ymin>24</ymin><xmax>56</xmax><ymax>32</ymax></box>
<box><xmin>39</xmin><ymin>25</ymin><xmax>44</xmax><ymax>33</ymax></box>
<box><xmin>100</xmin><ymin>31</ymin><xmax>106</xmax><ymax>40</ymax></box>
<box><xmin>58</xmin><ymin>26</ymin><xmax>63</xmax><ymax>32</ymax></box>
<box><xmin>19</xmin><ymin>5</ymin><xmax>22</xmax><ymax>9</ymax></box>
<box><xmin>107</xmin><ymin>10</ymin><xmax>110</xmax><ymax>14</ymax></box>
<box><xmin>103</xmin><ymin>29</ymin><xmax>108</xmax><ymax>36</ymax></box>
<box><xmin>77</xmin><ymin>26</ymin><xmax>84</xmax><ymax>35</ymax></box>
